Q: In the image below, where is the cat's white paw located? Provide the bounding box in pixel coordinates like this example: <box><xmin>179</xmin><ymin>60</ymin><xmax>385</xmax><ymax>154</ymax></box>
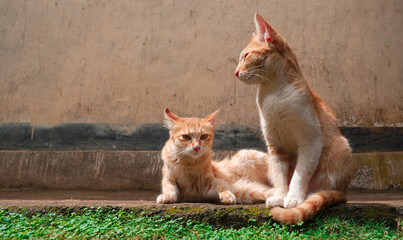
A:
<box><xmin>265</xmin><ymin>196</ymin><xmax>284</xmax><ymax>208</ymax></box>
<box><xmin>156</xmin><ymin>193</ymin><xmax>178</xmax><ymax>204</ymax></box>
<box><xmin>219</xmin><ymin>190</ymin><xmax>237</xmax><ymax>205</ymax></box>
<box><xmin>283</xmin><ymin>195</ymin><xmax>304</xmax><ymax>208</ymax></box>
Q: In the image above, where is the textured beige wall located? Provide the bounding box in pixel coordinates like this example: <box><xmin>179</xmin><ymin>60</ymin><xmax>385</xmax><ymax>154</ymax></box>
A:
<box><xmin>1</xmin><ymin>0</ymin><xmax>402</xmax><ymax>127</ymax></box>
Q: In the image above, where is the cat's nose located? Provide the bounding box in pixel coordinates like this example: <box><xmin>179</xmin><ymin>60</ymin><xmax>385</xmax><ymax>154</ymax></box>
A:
<box><xmin>193</xmin><ymin>146</ymin><xmax>200</xmax><ymax>152</ymax></box>
<box><xmin>235</xmin><ymin>71</ymin><xmax>240</xmax><ymax>77</ymax></box>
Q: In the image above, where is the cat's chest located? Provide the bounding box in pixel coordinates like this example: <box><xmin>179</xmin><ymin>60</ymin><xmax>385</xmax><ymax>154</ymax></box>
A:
<box><xmin>174</xmin><ymin>165</ymin><xmax>215</xmax><ymax>200</ymax></box>
<box><xmin>257</xmin><ymin>85</ymin><xmax>302</xmax><ymax>116</ymax></box>
<box><xmin>256</xmin><ymin>86</ymin><xmax>307</xmax><ymax>152</ymax></box>
<box><xmin>176</xmin><ymin>170</ymin><xmax>210</xmax><ymax>189</ymax></box>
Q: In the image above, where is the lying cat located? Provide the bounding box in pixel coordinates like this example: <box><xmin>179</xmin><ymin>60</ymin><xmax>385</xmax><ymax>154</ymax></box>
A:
<box><xmin>235</xmin><ymin>13</ymin><xmax>353</xmax><ymax>224</ymax></box>
<box><xmin>156</xmin><ymin>108</ymin><xmax>274</xmax><ymax>205</ymax></box>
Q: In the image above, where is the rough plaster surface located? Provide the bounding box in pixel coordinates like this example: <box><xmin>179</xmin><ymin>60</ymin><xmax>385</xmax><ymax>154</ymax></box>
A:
<box><xmin>0</xmin><ymin>0</ymin><xmax>402</xmax><ymax>127</ymax></box>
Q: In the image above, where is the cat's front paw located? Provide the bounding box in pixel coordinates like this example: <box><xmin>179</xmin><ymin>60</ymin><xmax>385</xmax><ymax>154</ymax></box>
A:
<box><xmin>283</xmin><ymin>194</ymin><xmax>304</xmax><ymax>208</ymax></box>
<box><xmin>156</xmin><ymin>193</ymin><xmax>178</xmax><ymax>204</ymax></box>
<box><xmin>219</xmin><ymin>190</ymin><xmax>236</xmax><ymax>205</ymax></box>
<box><xmin>266</xmin><ymin>196</ymin><xmax>284</xmax><ymax>208</ymax></box>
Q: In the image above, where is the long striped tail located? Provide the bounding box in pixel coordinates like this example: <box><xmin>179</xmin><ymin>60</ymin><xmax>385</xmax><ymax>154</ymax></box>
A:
<box><xmin>270</xmin><ymin>190</ymin><xmax>346</xmax><ymax>225</ymax></box>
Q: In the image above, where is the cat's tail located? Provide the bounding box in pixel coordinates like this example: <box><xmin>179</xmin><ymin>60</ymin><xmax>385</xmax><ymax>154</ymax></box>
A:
<box><xmin>270</xmin><ymin>190</ymin><xmax>346</xmax><ymax>225</ymax></box>
<box><xmin>232</xmin><ymin>180</ymin><xmax>274</xmax><ymax>204</ymax></box>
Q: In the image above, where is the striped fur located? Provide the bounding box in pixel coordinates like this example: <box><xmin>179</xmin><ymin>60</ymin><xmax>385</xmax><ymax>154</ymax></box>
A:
<box><xmin>235</xmin><ymin>13</ymin><xmax>353</xmax><ymax>224</ymax></box>
<box><xmin>270</xmin><ymin>190</ymin><xmax>346</xmax><ymax>225</ymax></box>
<box><xmin>230</xmin><ymin>179</ymin><xmax>274</xmax><ymax>204</ymax></box>
<box><xmin>157</xmin><ymin>108</ymin><xmax>274</xmax><ymax>205</ymax></box>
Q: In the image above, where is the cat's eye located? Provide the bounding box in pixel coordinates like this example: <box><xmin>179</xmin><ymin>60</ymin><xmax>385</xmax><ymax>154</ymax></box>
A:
<box><xmin>181</xmin><ymin>134</ymin><xmax>192</xmax><ymax>140</ymax></box>
<box><xmin>200</xmin><ymin>134</ymin><xmax>209</xmax><ymax>140</ymax></box>
<box><xmin>242</xmin><ymin>52</ymin><xmax>249</xmax><ymax>62</ymax></box>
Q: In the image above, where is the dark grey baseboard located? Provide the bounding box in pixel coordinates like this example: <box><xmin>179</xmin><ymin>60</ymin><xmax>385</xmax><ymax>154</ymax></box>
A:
<box><xmin>0</xmin><ymin>123</ymin><xmax>402</xmax><ymax>153</ymax></box>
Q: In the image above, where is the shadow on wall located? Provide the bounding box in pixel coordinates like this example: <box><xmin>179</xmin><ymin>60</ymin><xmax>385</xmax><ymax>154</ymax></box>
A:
<box><xmin>0</xmin><ymin>123</ymin><xmax>402</xmax><ymax>153</ymax></box>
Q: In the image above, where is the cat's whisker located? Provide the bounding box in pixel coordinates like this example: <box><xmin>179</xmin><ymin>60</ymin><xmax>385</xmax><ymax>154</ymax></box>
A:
<box><xmin>252</xmin><ymin>73</ymin><xmax>268</xmax><ymax>81</ymax></box>
<box><xmin>248</xmin><ymin>68</ymin><xmax>268</xmax><ymax>75</ymax></box>
<box><xmin>254</xmin><ymin>68</ymin><xmax>268</xmax><ymax>74</ymax></box>
<box><xmin>250</xmin><ymin>71</ymin><xmax>287</xmax><ymax>86</ymax></box>
<box><xmin>170</xmin><ymin>148</ymin><xmax>188</xmax><ymax>159</ymax></box>
<box><xmin>246</xmin><ymin>65</ymin><xmax>262</xmax><ymax>71</ymax></box>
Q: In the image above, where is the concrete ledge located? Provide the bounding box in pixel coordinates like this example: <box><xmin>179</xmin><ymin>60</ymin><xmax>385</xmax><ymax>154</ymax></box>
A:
<box><xmin>0</xmin><ymin>151</ymin><xmax>163</xmax><ymax>191</ymax></box>
<box><xmin>351</xmin><ymin>152</ymin><xmax>403</xmax><ymax>189</ymax></box>
<box><xmin>0</xmin><ymin>151</ymin><xmax>402</xmax><ymax>191</ymax></box>
<box><xmin>1</xmin><ymin>199</ymin><xmax>401</xmax><ymax>229</ymax></box>
<box><xmin>0</xmin><ymin>190</ymin><xmax>401</xmax><ymax>228</ymax></box>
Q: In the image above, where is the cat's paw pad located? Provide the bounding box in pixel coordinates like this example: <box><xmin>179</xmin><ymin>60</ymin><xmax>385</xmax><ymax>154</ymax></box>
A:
<box><xmin>219</xmin><ymin>191</ymin><xmax>236</xmax><ymax>205</ymax></box>
<box><xmin>283</xmin><ymin>195</ymin><xmax>304</xmax><ymax>208</ymax></box>
<box><xmin>156</xmin><ymin>194</ymin><xmax>178</xmax><ymax>204</ymax></box>
<box><xmin>266</xmin><ymin>196</ymin><xmax>284</xmax><ymax>208</ymax></box>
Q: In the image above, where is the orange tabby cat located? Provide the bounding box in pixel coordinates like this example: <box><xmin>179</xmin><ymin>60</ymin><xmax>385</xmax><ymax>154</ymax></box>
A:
<box><xmin>157</xmin><ymin>108</ymin><xmax>274</xmax><ymax>205</ymax></box>
<box><xmin>235</xmin><ymin>13</ymin><xmax>353</xmax><ymax>224</ymax></box>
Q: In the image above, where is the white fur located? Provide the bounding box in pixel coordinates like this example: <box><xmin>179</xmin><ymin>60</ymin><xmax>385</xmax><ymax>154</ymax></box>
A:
<box><xmin>257</xmin><ymin>83</ymin><xmax>323</xmax><ymax>208</ymax></box>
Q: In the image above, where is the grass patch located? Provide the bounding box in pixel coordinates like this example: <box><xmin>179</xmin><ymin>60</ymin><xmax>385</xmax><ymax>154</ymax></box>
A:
<box><xmin>0</xmin><ymin>207</ymin><xmax>401</xmax><ymax>239</ymax></box>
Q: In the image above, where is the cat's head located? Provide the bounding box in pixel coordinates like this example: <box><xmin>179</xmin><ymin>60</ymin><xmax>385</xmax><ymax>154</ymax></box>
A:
<box><xmin>163</xmin><ymin>108</ymin><xmax>218</xmax><ymax>159</ymax></box>
<box><xmin>235</xmin><ymin>13</ymin><xmax>299</xmax><ymax>85</ymax></box>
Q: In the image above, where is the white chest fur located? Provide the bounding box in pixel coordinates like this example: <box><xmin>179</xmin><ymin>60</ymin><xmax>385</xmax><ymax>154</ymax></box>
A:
<box><xmin>256</xmin><ymin>84</ymin><xmax>321</xmax><ymax>155</ymax></box>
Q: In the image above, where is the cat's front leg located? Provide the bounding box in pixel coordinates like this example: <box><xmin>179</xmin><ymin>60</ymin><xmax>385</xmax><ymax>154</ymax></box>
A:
<box><xmin>156</xmin><ymin>178</ymin><xmax>179</xmax><ymax>204</ymax></box>
<box><xmin>284</xmin><ymin>139</ymin><xmax>322</xmax><ymax>208</ymax></box>
<box><xmin>266</xmin><ymin>149</ymin><xmax>289</xmax><ymax>208</ymax></box>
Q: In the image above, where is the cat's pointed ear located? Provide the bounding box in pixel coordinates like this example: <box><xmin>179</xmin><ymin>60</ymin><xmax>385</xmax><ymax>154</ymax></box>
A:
<box><xmin>204</xmin><ymin>110</ymin><xmax>219</xmax><ymax>125</ymax></box>
<box><xmin>164</xmin><ymin>108</ymin><xmax>180</xmax><ymax>128</ymax></box>
<box><xmin>254</xmin><ymin>13</ymin><xmax>275</xmax><ymax>44</ymax></box>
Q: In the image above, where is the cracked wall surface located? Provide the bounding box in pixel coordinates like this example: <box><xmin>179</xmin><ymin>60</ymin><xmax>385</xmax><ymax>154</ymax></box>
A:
<box><xmin>0</xmin><ymin>0</ymin><xmax>402</xmax><ymax>128</ymax></box>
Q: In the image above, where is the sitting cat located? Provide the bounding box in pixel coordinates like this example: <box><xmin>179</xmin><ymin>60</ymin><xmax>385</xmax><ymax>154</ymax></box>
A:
<box><xmin>156</xmin><ymin>108</ymin><xmax>274</xmax><ymax>205</ymax></box>
<box><xmin>234</xmin><ymin>13</ymin><xmax>353</xmax><ymax>224</ymax></box>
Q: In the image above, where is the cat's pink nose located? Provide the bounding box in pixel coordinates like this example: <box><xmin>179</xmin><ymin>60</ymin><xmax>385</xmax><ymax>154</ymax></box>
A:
<box><xmin>193</xmin><ymin>146</ymin><xmax>200</xmax><ymax>152</ymax></box>
<box><xmin>235</xmin><ymin>71</ymin><xmax>240</xmax><ymax>77</ymax></box>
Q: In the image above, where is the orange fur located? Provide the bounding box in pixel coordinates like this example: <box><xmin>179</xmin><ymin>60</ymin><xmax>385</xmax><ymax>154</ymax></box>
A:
<box><xmin>235</xmin><ymin>13</ymin><xmax>353</xmax><ymax>224</ymax></box>
<box><xmin>157</xmin><ymin>108</ymin><xmax>274</xmax><ymax>204</ymax></box>
<box><xmin>270</xmin><ymin>190</ymin><xmax>346</xmax><ymax>225</ymax></box>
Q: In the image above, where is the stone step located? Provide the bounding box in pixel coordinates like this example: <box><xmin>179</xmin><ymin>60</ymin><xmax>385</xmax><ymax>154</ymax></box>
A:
<box><xmin>0</xmin><ymin>151</ymin><xmax>402</xmax><ymax>191</ymax></box>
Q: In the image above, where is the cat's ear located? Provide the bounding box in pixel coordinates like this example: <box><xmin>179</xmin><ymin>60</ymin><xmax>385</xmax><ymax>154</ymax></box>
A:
<box><xmin>204</xmin><ymin>110</ymin><xmax>219</xmax><ymax>126</ymax></box>
<box><xmin>164</xmin><ymin>108</ymin><xmax>180</xmax><ymax>128</ymax></box>
<box><xmin>254</xmin><ymin>13</ymin><xmax>276</xmax><ymax>44</ymax></box>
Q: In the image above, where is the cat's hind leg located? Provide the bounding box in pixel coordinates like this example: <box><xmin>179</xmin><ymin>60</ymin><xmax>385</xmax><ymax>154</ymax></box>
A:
<box><xmin>212</xmin><ymin>178</ymin><xmax>237</xmax><ymax>205</ymax></box>
<box><xmin>315</xmin><ymin>136</ymin><xmax>353</xmax><ymax>193</ymax></box>
<box><xmin>232</xmin><ymin>179</ymin><xmax>274</xmax><ymax>204</ymax></box>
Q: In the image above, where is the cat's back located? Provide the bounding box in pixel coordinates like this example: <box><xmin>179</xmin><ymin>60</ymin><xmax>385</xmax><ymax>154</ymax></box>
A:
<box><xmin>213</xmin><ymin>149</ymin><xmax>271</xmax><ymax>185</ymax></box>
<box><xmin>309</xmin><ymin>89</ymin><xmax>343</xmax><ymax>139</ymax></box>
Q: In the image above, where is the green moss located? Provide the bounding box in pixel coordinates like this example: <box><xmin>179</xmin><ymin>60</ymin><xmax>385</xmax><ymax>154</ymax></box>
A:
<box><xmin>163</xmin><ymin>205</ymin><xmax>207</xmax><ymax>215</ymax></box>
<box><xmin>3</xmin><ymin>203</ymin><xmax>400</xmax><ymax>230</ymax></box>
